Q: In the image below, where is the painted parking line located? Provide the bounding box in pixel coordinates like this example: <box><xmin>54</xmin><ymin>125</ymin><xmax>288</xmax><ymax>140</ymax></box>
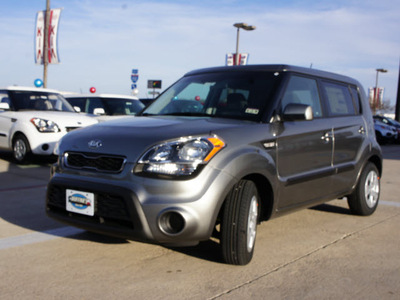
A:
<box><xmin>0</xmin><ymin>227</ymin><xmax>85</xmax><ymax>250</ymax></box>
<box><xmin>380</xmin><ymin>200</ymin><xmax>400</xmax><ymax>208</ymax></box>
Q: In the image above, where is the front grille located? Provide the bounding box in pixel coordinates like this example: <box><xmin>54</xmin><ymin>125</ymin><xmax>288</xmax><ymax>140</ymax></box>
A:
<box><xmin>64</xmin><ymin>152</ymin><xmax>126</xmax><ymax>173</ymax></box>
<box><xmin>47</xmin><ymin>185</ymin><xmax>133</xmax><ymax>229</ymax></box>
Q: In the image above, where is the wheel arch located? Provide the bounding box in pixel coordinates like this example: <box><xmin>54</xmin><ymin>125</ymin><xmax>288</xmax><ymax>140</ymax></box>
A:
<box><xmin>242</xmin><ymin>173</ymin><xmax>274</xmax><ymax>222</ymax></box>
<box><xmin>11</xmin><ymin>130</ymin><xmax>29</xmax><ymax>144</ymax></box>
<box><xmin>216</xmin><ymin>172</ymin><xmax>275</xmax><ymax>224</ymax></box>
<box><xmin>368</xmin><ymin>154</ymin><xmax>382</xmax><ymax>177</ymax></box>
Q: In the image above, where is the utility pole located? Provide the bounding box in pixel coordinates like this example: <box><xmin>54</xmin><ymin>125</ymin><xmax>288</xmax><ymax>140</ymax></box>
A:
<box><xmin>43</xmin><ymin>0</ymin><xmax>50</xmax><ymax>88</ymax></box>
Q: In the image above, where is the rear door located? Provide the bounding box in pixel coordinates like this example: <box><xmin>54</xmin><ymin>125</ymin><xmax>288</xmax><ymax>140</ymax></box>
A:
<box><xmin>320</xmin><ymin>81</ymin><xmax>366</xmax><ymax>193</ymax></box>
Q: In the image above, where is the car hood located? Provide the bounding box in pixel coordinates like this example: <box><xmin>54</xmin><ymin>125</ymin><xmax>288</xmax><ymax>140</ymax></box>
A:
<box><xmin>94</xmin><ymin>115</ymin><xmax>135</xmax><ymax>122</ymax></box>
<box><xmin>15</xmin><ymin>111</ymin><xmax>98</xmax><ymax>127</ymax></box>
<box><xmin>59</xmin><ymin>116</ymin><xmax>251</xmax><ymax>161</ymax></box>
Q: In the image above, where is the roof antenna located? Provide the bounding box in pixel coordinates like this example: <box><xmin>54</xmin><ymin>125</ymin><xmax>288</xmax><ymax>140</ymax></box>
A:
<box><xmin>310</xmin><ymin>63</ymin><xmax>313</xmax><ymax>68</ymax></box>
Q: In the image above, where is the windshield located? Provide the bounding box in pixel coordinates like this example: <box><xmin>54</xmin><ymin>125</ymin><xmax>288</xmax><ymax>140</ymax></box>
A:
<box><xmin>143</xmin><ymin>71</ymin><xmax>282</xmax><ymax>122</ymax></box>
<box><xmin>67</xmin><ymin>97</ymin><xmax>145</xmax><ymax>115</ymax></box>
<box><xmin>103</xmin><ymin>98</ymin><xmax>145</xmax><ymax>115</ymax></box>
<box><xmin>9</xmin><ymin>91</ymin><xmax>76</xmax><ymax>112</ymax></box>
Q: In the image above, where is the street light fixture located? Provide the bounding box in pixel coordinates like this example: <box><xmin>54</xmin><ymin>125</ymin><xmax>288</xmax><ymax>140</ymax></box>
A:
<box><xmin>233</xmin><ymin>22</ymin><xmax>256</xmax><ymax>66</ymax></box>
<box><xmin>374</xmin><ymin>68</ymin><xmax>388</xmax><ymax>114</ymax></box>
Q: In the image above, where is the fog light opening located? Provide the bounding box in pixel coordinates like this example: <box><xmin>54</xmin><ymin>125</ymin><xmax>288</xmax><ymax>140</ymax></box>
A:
<box><xmin>159</xmin><ymin>211</ymin><xmax>185</xmax><ymax>235</ymax></box>
<box><xmin>42</xmin><ymin>144</ymin><xmax>49</xmax><ymax>151</ymax></box>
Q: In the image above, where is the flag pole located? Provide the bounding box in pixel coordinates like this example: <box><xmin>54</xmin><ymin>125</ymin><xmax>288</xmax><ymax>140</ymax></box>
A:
<box><xmin>43</xmin><ymin>0</ymin><xmax>50</xmax><ymax>88</ymax></box>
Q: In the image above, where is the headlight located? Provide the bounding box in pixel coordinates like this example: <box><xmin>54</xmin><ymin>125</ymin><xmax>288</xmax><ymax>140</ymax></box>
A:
<box><xmin>136</xmin><ymin>136</ymin><xmax>225</xmax><ymax>177</ymax></box>
<box><xmin>30</xmin><ymin>118</ymin><xmax>60</xmax><ymax>133</ymax></box>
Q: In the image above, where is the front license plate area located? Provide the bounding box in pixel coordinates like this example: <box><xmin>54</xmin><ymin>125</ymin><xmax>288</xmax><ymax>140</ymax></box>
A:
<box><xmin>66</xmin><ymin>189</ymin><xmax>95</xmax><ymax>216</ymax></box>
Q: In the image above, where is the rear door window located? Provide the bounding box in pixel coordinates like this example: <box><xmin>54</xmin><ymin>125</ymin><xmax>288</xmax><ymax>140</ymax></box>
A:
<box><xmin>321</xmin><ymin>81</ymin><xmax>356</xmax><ymax>116</ymax></box>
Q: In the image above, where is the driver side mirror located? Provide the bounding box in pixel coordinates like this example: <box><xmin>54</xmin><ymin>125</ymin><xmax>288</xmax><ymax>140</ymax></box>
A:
<box><xmin>282</xmin><ymin>103</ymin><xmax>313</xmax><ymax>121</ymax></box>
<box><xmin>0</xmin><ymin>102</ymin><xmax>10</xmax><ymax>111</ymax></box>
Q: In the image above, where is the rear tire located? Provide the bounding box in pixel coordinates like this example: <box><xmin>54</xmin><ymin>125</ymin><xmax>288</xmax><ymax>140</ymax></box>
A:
<box><xmin>347</xmin><ymin>163</ymin><xmax>380</xmax><ymax>216</ymax></box>
<box><xmin>12</xmin><ymin>134</ymin><xmax>31</xmax><ymax>164</ymax></box>
<box><xmin>221</xmin><ymin>180</ymin><xmax>259</xmax><ymax>265</ymax></box>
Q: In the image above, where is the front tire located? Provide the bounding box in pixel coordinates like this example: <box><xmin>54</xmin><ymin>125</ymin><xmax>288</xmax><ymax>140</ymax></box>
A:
<box><xmin>347</xmin><ymin>163</ymin><xmax>380</xmax><ymax>216</ymax></box>
<box><xmin>221</xmin><ymin>180</ymin><xmax>259</xmax><ymax>265</ymax></box>
<box><xmin>12</xmin><ymin>134</ymin><xmax>31</xmax><ymax>164</ymax></box>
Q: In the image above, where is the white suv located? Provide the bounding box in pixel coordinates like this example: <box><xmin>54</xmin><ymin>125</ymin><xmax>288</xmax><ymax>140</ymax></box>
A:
<box><xmin>0</xmin><ymin>86</ymin><xmax>98</xmax><ymax>163</ymax></box>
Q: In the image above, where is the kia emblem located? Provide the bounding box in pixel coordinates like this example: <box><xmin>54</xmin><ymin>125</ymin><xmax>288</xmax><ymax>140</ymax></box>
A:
<box><xmin>88</xmin><ymin>139</ymin><xmax>102</xmax><ymax>149</ymax></box>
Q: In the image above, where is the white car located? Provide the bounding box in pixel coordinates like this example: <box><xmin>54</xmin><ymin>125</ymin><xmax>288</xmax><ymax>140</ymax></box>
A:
<box><xmin>65</xmin><ymin>94</ymin><xmax>145</xmax><ymax>122</ymax></box>
<box><xmin>0</xmin><ymin>86</ymin><xmax>98</xmax><ymax>163</ymax></box>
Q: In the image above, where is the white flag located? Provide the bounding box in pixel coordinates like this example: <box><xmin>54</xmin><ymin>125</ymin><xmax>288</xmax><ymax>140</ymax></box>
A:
<box><xmin>35</xmin><ymin>8</ymin><xmax>62</xmax><ymax>64</ymax></box>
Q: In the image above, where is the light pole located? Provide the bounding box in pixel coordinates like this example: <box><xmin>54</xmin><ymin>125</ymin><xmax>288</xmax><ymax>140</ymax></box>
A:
<box><xmin>374</xmin><ymin>68</ymin><xmax>388</xmax><ymax>114</ymax></box>
<box><xmin>233</xmin><ymin>22</ymin><xmax>256</xmax><ymax>66</ymax></box>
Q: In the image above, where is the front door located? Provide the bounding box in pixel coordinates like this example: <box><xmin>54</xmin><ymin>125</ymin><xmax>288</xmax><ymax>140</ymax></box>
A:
<box><xmin>275</xmin><ymin>75</ymin><xmax>334</xmax><ymax>210</ymax></box>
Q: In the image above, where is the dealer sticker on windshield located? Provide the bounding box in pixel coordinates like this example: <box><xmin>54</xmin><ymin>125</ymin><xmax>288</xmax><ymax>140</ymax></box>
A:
<box><xmin>66</xmin><ymin>189</ymin><xmax>95</xmax><ymax>216</ymax></box>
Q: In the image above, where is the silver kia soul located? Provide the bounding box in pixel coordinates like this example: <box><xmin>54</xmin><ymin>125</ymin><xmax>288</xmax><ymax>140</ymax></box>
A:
<box><xmin>46</xmin><ymin>65</ymin><xmax>382</xmax><ymax>265</ymax></box>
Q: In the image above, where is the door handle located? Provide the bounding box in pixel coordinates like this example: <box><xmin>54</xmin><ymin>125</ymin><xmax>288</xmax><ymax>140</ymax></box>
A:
<box><xmin>321</xmin><ymin>132</ymin><xmax>332</xmax><ymax>143</ymax></box>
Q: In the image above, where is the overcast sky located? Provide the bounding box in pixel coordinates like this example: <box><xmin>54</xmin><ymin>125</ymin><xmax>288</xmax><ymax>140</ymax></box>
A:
<box><xmin>0</xmin><ymin>0</ymin><xmax>399</xmax><ymax>104</ymax></box>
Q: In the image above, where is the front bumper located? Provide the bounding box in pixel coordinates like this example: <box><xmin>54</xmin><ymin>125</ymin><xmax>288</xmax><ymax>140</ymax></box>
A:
<box><xmin>46</xmin><ymin>165</ymin><xmax>234</xmax><ymax>246</ymax></box>
<box><xmin>25</xmin><ymin>131</ymin><xmax>65</xmax><ymax>156</ymax></box>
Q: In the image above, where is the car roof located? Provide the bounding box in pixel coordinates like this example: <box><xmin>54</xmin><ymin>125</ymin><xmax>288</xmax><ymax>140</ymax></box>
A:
<box><xmin>0</xmin><ymin>86</ymin><xmax>61</xmax><ymax>93</ymax></box>
<box><xmin>64</xmin><ymin>93</ymin><xmax>139</xmax><ymax>100</ymax></box>
<box><xmin>184</xmin><ymin>64</ymin><xmax>361</xmax><ymax>86</ymax></box>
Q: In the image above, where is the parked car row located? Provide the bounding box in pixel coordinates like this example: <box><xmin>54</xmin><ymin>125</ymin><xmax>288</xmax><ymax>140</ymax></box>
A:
<box><xmin>373</xmin><ymin>115</ymin><xmax>400</xmax><ymax>144</ymax></box>
<box><xmin>0</xmin><ymin>86</ymin><xmax>148</xmax><ymax>163</ymax></box>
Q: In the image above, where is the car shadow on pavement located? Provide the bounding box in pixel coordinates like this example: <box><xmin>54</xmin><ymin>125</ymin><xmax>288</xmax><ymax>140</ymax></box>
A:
<box><xmin>167</xmin><ymin>240</ymin><xmax>224</xmax><ymax>264</ymax></box>
<box><xmin>309</xmin><ymin>202</ymin><xmax>352</xmax><ymax>215</ymax></box>
<box><xmin>64</xmin><ymin>229</ymin><xmax>224</xmax><ymax>262</ymax></box>
<box><xmin>66</xmin><ymin>230</ymin><xmax>130</xmax><ymax>245</ymax></box>
<box><xmin>0</xmin><ymin>150</ymin><xmax>57</xmax><ymax>165</ymax></box>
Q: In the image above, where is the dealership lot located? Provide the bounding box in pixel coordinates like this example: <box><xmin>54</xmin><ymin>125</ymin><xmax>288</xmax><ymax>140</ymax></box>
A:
<box><xmin>0</xmin><ymin>146</ymin><xmax>399</xmax><ymax>299</ymax></box>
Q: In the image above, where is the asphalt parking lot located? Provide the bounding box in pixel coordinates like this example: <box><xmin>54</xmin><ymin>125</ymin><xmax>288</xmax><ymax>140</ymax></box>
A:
<box><xmin>0</xmin><ymin>145</ymin><xmax>399</xmax><ymax>299</ymax></box>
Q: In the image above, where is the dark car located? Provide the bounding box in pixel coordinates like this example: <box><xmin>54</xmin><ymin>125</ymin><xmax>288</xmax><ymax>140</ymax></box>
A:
<box><xmin>46</xmin><ymin>65</ymin><xmax>382</xmax><ymax>265</ymax></box>
<box><xmin>374</xmin><ymin>115</ymin><xmax>400</xmax><ymax>143</ymax></box>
